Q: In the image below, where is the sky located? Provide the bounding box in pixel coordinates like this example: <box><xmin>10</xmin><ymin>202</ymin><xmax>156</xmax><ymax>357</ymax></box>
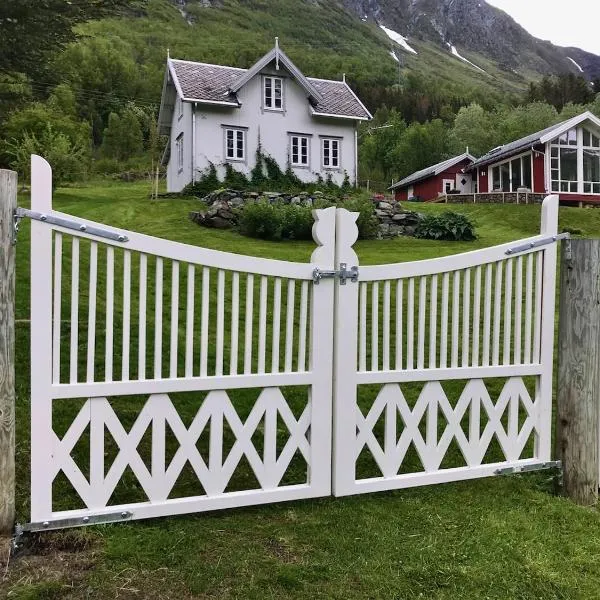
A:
<box><xmin>486</xmin><ymin>0</ymin><xmax>600</xmax><ymax>56</ymax></box>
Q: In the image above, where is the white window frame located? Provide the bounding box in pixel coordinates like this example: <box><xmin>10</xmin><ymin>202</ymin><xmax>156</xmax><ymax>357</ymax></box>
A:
<box><xmin>321</xmin><ymin>137</ymin><xmax>341</xmax><ymax>169</ymax></box>
<box><xmin>289</xmin><ymin>134</ymin><xmax>310</xmax><ymax>168</ymax></box>
<box><xmin>176</xmin><ymin>133</ymin><xmax>184</xmax><ymax>173</ymax></box>
<box><xmin>177</xmin><ymin>96</ymin><xmax>184</xmax><ymax>120</ymax></box>
<box><xmin>263</xmin><ymin>76</ymin><xmax>284</xmax><ymax>111</ymax></box>
<box><xmin>442</xmin><ymin>179</ymin><xmax>455</xmax><ymax>193</ymax></box>
<box><xmin>488</xmin><ymin>151</ymin><xmax>533</xmax><ymax>193</ymax></box>
<box><xmin>224</xmin><ymin>127</ymin><xmax>246</xmax><ymax>162</ymax></box>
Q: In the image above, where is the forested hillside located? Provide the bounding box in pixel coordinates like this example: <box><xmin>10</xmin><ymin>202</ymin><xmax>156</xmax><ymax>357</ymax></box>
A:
<box><xmin>1</xmin><ymin>0</ymin><xmax>600</xmax><ymax>189</ymax></box>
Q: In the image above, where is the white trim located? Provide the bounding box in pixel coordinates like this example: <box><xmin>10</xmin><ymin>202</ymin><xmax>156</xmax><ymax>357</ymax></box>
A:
<box><xmin>488</xmin><ymin>150</ymin><xmax>534</xmax><ymax>192</ymax></box>
<box><xmin>183</xmin><ymin>97</ymin><xmax>240</xmax><ymax>107</ymax></box>
<box><xmin>540</xmin><ymin>111</ymin><xmax>600</xmax><ymax>144</ymax></box>
<box><xmin>341</xmin><ymin>80</ymin><xmax>373</xmax><ymax>120</ymax></box>
<box><xmin>289</xmin><ymin>134</ymin><xmax>311</xmax><ymax>168</ymax></box>
<box><xmin>321</xmin><ymin>137</ymin><xmax>341</xmax><ymax>169</ymax></box>
<box><xmin>310</xmin><ymin>108</ymin><xmax>370</xmax><ymax>121</ymax></box>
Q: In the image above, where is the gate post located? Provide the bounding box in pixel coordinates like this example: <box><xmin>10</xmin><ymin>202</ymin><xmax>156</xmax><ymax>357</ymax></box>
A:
<box><xmin>0</xmin><ymin>169</ymin><xmax>17</xmax><ymax>533</ymax></box>
<box><xmin>556</xmin><ymin>239</ymin><xmax>600</xmax><ymax>506</ymax></box>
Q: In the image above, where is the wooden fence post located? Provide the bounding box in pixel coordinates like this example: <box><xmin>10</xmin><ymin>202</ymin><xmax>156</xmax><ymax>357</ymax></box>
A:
<box><xmin>0</xmin><ymin>169</ymin><xmax>17</xmax><ymax>533</ymax></box>
<box><xmin>556</xmin><ymin>239</ymin><xmax>600</xmax><ymax>506</ymax></box>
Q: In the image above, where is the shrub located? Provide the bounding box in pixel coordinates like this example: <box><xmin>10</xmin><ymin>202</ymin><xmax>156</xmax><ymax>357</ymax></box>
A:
<box><xmin>414</xmin><ymin>212</ymin><xmax>476</xmax><ymax>241</ymax></box>
<box><xmin>182</xmin><ymin>163</ymin><xmax>220</xmax><ymax>196</ymax></box>
<box><xmin>223</xmin><ymin>163</ymin><xmax>249</xmax><ymax>189</ymax></box>
<box><xmin>237</xmin><ymin>201</ymin><xmax>286</xmax><ymax>240</ymax></box>
<box><xmin>339</xmin><ymin>196</ymin><xmax>379</xmax><ymax>239</ymax></box>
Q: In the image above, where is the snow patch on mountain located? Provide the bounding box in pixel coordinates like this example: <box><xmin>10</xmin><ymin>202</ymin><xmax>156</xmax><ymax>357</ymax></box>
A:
<box><xmin>390</xmin><ymin>50</ymin><xmax>399</xmax><ymax>62</ymax></box>
<box><xmin>567</xmin><ymin>56</ymin><xmax>584</xmax><ymax>73</ymax></box>
<box><xmin>448</xmin><ymin>44</ymin><xmax>486</xmax><ymax>73</ymax></box>
<box><xmin>380</xmin><ymin>25</ymin><xmax>418</xmax><ymax>55</ymax></box>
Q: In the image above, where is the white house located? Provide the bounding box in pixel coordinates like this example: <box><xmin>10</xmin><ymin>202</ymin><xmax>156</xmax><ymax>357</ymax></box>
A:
<box><xmin>158</xmin><ymin>41</ymin><xmax>372</xmax><ymax>192</ymax></box>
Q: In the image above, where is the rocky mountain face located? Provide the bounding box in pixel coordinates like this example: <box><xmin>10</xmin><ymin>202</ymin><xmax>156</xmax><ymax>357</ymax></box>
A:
<box><xmin>342</xmin><ymin>0</ymin><xmax>600</xmax><ymax>80</ymax></box>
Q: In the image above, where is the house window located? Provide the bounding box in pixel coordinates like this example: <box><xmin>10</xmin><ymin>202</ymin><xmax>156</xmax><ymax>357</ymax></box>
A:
<box><xmin>176</xmin><ymin>133</ymin><xmax>184</xmax><ymax>172</ymax></box>
<box><xmin>264</xmin><ymin>76</ymin><xmax>283</xmax><ymax>111</ymax></box>
<box><xmin>550</xmin><ymin>127</ymin><xmax>591</xmax><ymax>193</ymax></box>
<box><xmin>489</xmin><ymin>153</ymin><xmax>533</xmax><ymax>192</ymax></box>
<box><xmin>583</xmin><ymin>132</ymin><xmax>600</xmax><ymax>194</ymax></box>
<box><xmin>177</xmin><ymin>96</ymin><xmax>183</xmax><ymax>120</ymax></box>
<box><xmin>225</xmin><ymin>128</ymin><xmax>245</xmax><ymax>161</ymax></box>
<box><xmin>290</xmin><ymin>135</ymin><xmax>310</xmax><ymax>167</ymax></box>
<box><xmin>322</xmin><ymin>138</ymin><xmax>340</xmax><ymax>168</ymax></box>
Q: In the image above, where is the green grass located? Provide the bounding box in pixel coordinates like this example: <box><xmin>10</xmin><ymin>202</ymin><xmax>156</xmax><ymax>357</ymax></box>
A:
<box><xmin>7</xmin><ymin>180</ymin><xmax>600</xmax><ymax>599</ymax></box>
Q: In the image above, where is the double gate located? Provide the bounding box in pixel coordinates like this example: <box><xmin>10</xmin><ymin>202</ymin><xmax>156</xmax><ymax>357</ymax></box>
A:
<box><xmin>25</xmin><ymin>156</ymin><xmax>559</xmax><ymax>530</ymax></box>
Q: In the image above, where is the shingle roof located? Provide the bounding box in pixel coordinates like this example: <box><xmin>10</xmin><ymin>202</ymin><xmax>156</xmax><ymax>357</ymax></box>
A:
<box><xmin>389</xmin><ymin>153</ymin><xmax>475</xmax><ymax>190</ymax></box>
<box><xmin>168</xmin><ymin>58</ymin><xmax>371</xmax><ymax>119</ymax></box>
<box><xmin>470</xmin><ymin>112</ymin><xmax>600</xmax><ymax>169</ymax></box>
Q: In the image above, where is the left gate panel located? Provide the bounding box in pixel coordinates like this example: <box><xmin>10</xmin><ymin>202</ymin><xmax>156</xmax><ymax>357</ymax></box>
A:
<box><xmin>29</xmin><ymin>156</ymin><xmax>336</xmax><ymax>527</ymax></box>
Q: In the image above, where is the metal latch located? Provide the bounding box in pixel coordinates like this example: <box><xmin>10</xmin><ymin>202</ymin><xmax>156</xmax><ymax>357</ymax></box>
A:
<box><xmin>313</xmin><ymin>263</ymin><xmax>359</xmax><ymax>285</ymax></box>
<box><xmin>13</xmin><ymin>207</ymin><xmax>129</xmax><ymax>244</ymax></box>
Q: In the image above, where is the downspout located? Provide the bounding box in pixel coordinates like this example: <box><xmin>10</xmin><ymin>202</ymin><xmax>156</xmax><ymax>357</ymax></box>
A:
<box><xmin>191</xmin><ymin>103</ymin><xmax>196</xmax><ymax>184</ymax></box>
<box><xmin>354</xmin><ymin>122</ymin><xmax>358</xmax><ymax>187</ymax></box>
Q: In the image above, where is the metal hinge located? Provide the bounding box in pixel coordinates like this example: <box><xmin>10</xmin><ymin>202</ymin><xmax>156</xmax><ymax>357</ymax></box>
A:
<box><xmin>505</xmin><ymin>233</ymin><xmax>569</xmax><ymax>256</ymax></box>
<box><xmin>494</xmin><ymin>460</ymin><xmax>561</xmax><ymax>476</ymax></box>
<box><xmin>313</xmin><ymin>263</ymin><xmax>359</xmax><ymax>285</ymax></box>
<box><xmin>12</xmin><ymin>207</ymin><xmax>129</xmax><ymax>244</ymax></box>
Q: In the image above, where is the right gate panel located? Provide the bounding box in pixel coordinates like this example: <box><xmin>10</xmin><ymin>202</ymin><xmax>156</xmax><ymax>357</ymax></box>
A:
<box><xmin>333</xmin><ymin>196</ymin><xmax>559</xmax><ymax>496</ymax></box>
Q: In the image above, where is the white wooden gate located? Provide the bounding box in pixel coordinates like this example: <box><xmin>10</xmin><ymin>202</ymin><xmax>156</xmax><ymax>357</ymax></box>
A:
<box><xmin>332</xmin><ymin>197</ymin><xmax>560</xmax><ymax>495</ymax></box>
<box><xmin>25</xmin><ymin>156</ymin><xmax>561</xmax><ymax>530</ymax></box>
<box><xmin>28</xmin><ymin>156</ymin><xmax>336</xmax><ymax>529</ymax></box>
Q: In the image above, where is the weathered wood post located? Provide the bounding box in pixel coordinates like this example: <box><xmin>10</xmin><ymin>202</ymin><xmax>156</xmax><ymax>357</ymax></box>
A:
<box><xmin>0</xmin><ymin>169</ymin><xmax>17</xmax><ymax>533</ymax></box>
<box><xmin>556</xmin><ymin>239</ymin><xmax>600</xmax><ymax>506</ymax></box>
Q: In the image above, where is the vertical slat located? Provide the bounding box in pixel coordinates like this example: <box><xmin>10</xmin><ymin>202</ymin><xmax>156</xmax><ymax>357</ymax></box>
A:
<box><xmin>138</xmin><ymin>254</ymin><xmax>147</xmax><ymax>380</ymax></box>
<box><xmin>153</xmin><ymin>256</ymin><xmax>163</xmax><ymax>379</ymax></box>
<box><xmin>451</xmin><ymin>270</ymin><xmax>460</xmax><ymax>368</ymax></box>
<box><xmin>69</xmin><ymin>237</ymin><xmax>79</xmax><ymax>384</ymax></box>
<box><xmin>298</xmin><ymin>280</ymin><xmax>308</xmax><ymax>372</ymax></box>
<box><xmin>514</xmin><ymin>256</ymin><xmax>523</xmax><ymax>364</ymax></box>
<box><xmin>244</xmin><ymin>273</ymin><xmax>254</xmax><ymax>374</ymax></box>
<box><xmin>533</xmin><ymin>252</ymin><xmax>543</xmax><ymax>363</ymax></box>
<box><xmin>472</xmin><ymin>266</ymin><xmax>481</xmax><ymax>367</ymax></box>
<box><xmin>462</xmin><ymin>268</ymin><xmax>471</xmax><ymax>367</ymax></box>
<box><xmin>86</xmin><ymin>242</ymin><xmax>98</xmax><ymax>382</ymax></box>
<box><xmin>258</xmin><ymin>276</ymin><xmax>268</xmax><ymax>374</ymax></box>
<box><xmin>503</xmin><ymin>258</ymin><xmax>513</xmax><ymax>365</ymax></box>
<box><xmin>482</xmin><ymin>264</ymin><xmax>493</xmax><ymax>367</ymax></box>
<box><xmin>122</xmin><ymin>250</ymin><xmax>131</xmax><ymax>381</ymax></box>
<box><xmin>271</xmin><ymin>277</ymin><xmax>281</xmax><ymax>373</ymax></box>
<box><xmin>407</xmin><ymin>278</ymin><xmax>415</xmax><ymax>369</ymax></box>
<box><xmin>105</xmin><ymin>246</ymin><xmax>114</xmax><ymax>382</ymax></box>
<box><xmin>200</xmin><ymin>267</ymin><xmax>210</xmax><ymax>377</ymax></box>
<box><xmin>524</xmin><ymin>253</ymin><xmax>533</xmax><ymax>363</ymax></box>
<box><xmin>52</xmin><ymin>233</ymin><xmax>62</xmax><ymax>384</ymax></box>
<box><xmin>440</xmin><ymin>273</ymin><xmax>449</xmax><ymax>369</ymax></box>
<box><xmin>395</xmin><ymin>279</ymin><xmax>403</xmax><ymax>370</ymax></box>
<box><xmin>383</xmin><ymin>280</ymin><xmax>391</xmax><ymax>371</ymax></box>
<box><xmin>371</xmin><ymin>281</ymin><xmax>379</xmax><ymax>371</ymax></box>
<box><xmin>429</xmin><ymin>274</ymin><xmax>438</xmax><ymax>368</ymax></box>
<box><xmin>284</xmin><ymin>279</ymin><xmax>295</xmax><ymax>372</ymax></box>
<box><xmin>230</xmin><ymin>272</ymin><xmax>240</xmax><ymax>375</ymax></box>
<box><xmin>170</xmin><ymin>261</ymin><xmax>180</xmax><ymax>378</ymax></box>
<box><xmin>359</xmin><ymin>282</ymin><xmax>367</xmax><ymax>371</ymax></box>
<box><xmin>417</xmin><ymin>276</ymin><xmax>426</xmax><ymax>369</ymax></box>
<box><xmin>216</xmin><ymin>269</ymin><xmax>226</xmax><ymax>376</ymax></box>
<box><xmin>185</xmin><ymin>264</ymin><xmax>195</xmax><ymax>377</ymax></box>
<box><xmin>492</xmin><ymin>261</ymin><xmax>503</xmax><ymax>365</ymax></box>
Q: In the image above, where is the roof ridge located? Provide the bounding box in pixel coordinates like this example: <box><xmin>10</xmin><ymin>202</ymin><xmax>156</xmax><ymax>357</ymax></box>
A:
<box><xmin>170</xmin><ymin>58</ymin><xmax>247</xmax><ymax>72</ymax></box>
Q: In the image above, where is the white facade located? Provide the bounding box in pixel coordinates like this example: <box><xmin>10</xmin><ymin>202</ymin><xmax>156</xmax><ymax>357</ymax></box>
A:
<box><xmin>159</xmin><ymin>48</ymin><xmax>370</xmax><ymax>193</ymax></box>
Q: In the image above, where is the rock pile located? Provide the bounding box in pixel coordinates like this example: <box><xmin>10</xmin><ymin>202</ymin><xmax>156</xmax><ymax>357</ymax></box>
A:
<box><xmin>188</xmin><ymin>188</ymin><xmax>424</xmax><ymax>237</ymax></box>
<box><xmin>188</xmin><ymin>189</ymin><xmax>332</xmax><ymax>229</ymax></box>
<box><xmin>373</xmin><ymin>199</ymin><xmax>424</xmax><ymax>238</ymax></box>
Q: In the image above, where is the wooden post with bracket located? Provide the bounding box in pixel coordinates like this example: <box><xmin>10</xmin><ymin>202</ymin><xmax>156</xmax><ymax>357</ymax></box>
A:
<box><xmin>556</xmin><ymin>238</ymin><xmax>600</xmax><ymax>506</ymax></box>
<box><xmin>0</xmin><ymin>169</ymin><xmax>17</xmax><ymax>533</ymax></box>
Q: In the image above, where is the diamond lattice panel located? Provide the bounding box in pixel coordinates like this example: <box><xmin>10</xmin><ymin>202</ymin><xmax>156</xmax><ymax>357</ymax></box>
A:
<box><xmin>355</xmin><ymin>378</ymin><xmax>538</xmax><ymax>480</ymax></box>
<box><xmin>52</xmin><ymin>389</ymin><xmax>311</xmax><ymax>510</ymax></box>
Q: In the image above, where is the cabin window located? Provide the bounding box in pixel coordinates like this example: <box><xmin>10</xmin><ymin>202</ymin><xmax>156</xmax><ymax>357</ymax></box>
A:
<box><xmin>264</xmin><ymin>76</ymin><xmax>283</xmax><ymax>111</ymax></box>
<box><xmin>492</xmin><ymin>166</ymin><xmax>500</xmax><ymax>190</ymax></box>
<box><xmin>322</xmin><ymin>138</ymin><xmax>340</xmax><ymax>168</ymax></box>
<box><xmin>224</xmin><ymin>128</ymin><xmax>245</xmax><ymax>161</ymax></box>
<box><xmin>176</xmin><ymin>133</ymin><xmax>184</xmax><ymax>173</ymax></box>
<box><xmin>290</xmin><ymin>135</ymin><xmax>310</xmax><ymax>167</ymax></box>
<box><xmin>489</xmin><ymin>153</ymin><xmax>532</xmax><ymax>192</ymax></box>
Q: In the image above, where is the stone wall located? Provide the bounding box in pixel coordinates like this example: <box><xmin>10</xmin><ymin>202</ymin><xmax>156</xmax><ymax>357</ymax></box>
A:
<box><xmin>440</xmin><ymin>192</ymin><xmax>545</xmax><ymax>205</ymax></box>
<box><xmin>189</xmin><ymin>189</ymin><xmax>424</xmax><ymax>238</ymax></box>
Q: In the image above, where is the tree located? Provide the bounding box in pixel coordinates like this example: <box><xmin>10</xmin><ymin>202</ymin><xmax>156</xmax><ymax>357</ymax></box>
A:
<box><xmin>449</xmin><ymin>103</ymin><xmax>500</xmax><ymax>157</ymax></box>
<box><xmin>101</xmin><ymin>108</ymin><xmax>143</xmax><ymax>161</ymax></box>
<box><xmin>0</xmin><ymin>0</ymin><xmax>142</xmax><ymax>78</ymax></box>
<box><xmin>394</xmin><ymin>119</ymin><xmax>449</xmax><ymax>179</ymax></box>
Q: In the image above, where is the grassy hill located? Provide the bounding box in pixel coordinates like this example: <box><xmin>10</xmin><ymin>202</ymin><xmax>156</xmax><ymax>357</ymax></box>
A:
<box><xmin>5</xmin><ymin>179</ymin><xmax>600</xmax><ymax>598</ymax></box>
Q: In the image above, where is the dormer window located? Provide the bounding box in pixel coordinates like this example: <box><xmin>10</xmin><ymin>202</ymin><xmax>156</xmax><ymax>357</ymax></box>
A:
<box><xmin>264</xmin><ymin>76</ymin><xmax>283</xmax><ymax>111</ymax></box>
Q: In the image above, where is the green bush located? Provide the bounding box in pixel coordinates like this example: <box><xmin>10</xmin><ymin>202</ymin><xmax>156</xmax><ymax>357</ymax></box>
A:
<box><xmin>338</xmin><ymin>196</ymin><xmax>379</xmax><ymax>239</ymax></box>
<box><xmin>182</xmin><ymin>163</ymin><xmax>220</xmax><ymax>197</ymax></box>
<box><xmin>237</xmin><ymin>201</ymin><xmax>288</xmax><ymax>240</ymax></box>
<box><xmin>223</xmin><ymin>163</ymin><xmax>249</xmax><ymax>189</ymax></box>
<box><xmin>414</xmin><ymin>212</ymin><xmax>477</xmax><ymax>241</ymax></box>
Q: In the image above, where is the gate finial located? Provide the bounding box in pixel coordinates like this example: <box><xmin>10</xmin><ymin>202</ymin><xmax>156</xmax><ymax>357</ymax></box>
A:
<box><xmin>311</xmin><ymin>206</ymin><xmax>336</xmax><ymax>267</ymax></box>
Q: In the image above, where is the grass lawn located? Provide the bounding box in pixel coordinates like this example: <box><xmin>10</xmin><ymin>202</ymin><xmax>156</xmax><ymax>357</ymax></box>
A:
<box><xmin>5</xmin><ymin>180</ymin><xmax>600</xmax><ymax>599</ymax></box>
